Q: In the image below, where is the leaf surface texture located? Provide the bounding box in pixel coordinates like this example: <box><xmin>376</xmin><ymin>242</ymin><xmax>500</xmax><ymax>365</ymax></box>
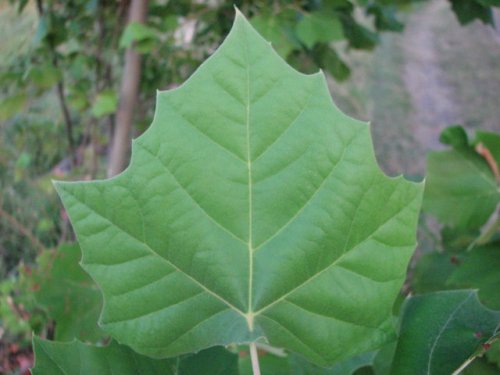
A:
<box><xmin>55</xmin><ymin>12</ymin><xmax>423</xmax><ymax>365</ymax></box>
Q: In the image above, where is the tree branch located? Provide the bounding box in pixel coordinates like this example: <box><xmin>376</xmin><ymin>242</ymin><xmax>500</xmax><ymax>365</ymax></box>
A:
<box><xmin>35</xmin><ymin>0</ymin><xmax>77</xmax><ymax>166</ymax></box>
<box><xmin>107</xmin><ymin>0</ymin><xmax>149</xmax><ymax>177</ymax></box>
<box><xmin>0</xmin><ymin>207</ymin><xmax>46</xmax><ymax>254</ymax></box>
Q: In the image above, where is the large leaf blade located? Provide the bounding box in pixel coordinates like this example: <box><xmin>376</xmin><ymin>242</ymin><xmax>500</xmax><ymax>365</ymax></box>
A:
<box><xmin>55</xmin><ymin>11</ymin><xmax>423</xmax><ymax>366</ymax></box>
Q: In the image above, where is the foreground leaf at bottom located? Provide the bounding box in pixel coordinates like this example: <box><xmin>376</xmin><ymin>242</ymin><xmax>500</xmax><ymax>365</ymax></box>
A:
<box><xmin>391</xmin><ymin>290</ymin><xmax>500</xmax><ymax>375</ymax></box>
<box><xmin>31</xmin><ymin>337</ymin><xmax>238</xmax><ymax>375</ymax></box>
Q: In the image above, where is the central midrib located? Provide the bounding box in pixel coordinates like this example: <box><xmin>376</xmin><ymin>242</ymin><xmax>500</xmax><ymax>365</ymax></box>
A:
<box><xmin>244</xmin><ymin>36</ymin><xmax>255</xmax><ymax>332</ymax></box>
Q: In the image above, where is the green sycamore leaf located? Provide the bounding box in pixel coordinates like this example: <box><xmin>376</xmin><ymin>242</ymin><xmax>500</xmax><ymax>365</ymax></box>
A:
<box><xmin>119</xmin><ymin>22</ymin><xmax>158</xmax><ymax>49</ymax></box>
<box><xmin>31</xmin><ymin>337</ymin><xmax>171</xmax><ymax>375</ymax></box>
<box><xmin>424</xmin><ymin>128</ymin><xmax>500</xmax><ymax>231</ymax></box>
<box><xmin>390</xmin><ymin>290</ymin><xmax>500</xmax><ymax>375</ymax></box>
<box><xmin>314</xmin><ymin>45</ymin><xmax>351</xmax><ymax>82</ymax></box>
<box><xmin>485</xmin><ymin>340</ymin><xmax>500</xmax><ymax>367</ymax></box>
<box><xmin>238</xmin><ymin>349</ymin><xmax>376</xmax><ymax>375</ymax></box>
<box><xmin>54</xmin><ymin>11</ymin><xmax>423</xmax><ymax>366</ymax></box>
<box><xmin>0</xmin><ymin>93</ymin><xmax>27</xmax><ymax>121</ymax></box>
<box><xmin>371</xmin><ymin>341</ymin><xmax>397</xmax><ymax>375</ymax></box>
<box><xmin>475</xmin><ymin>131</ymin><xmax>500</xmax><ymax>168</ymax></box>
<box><xmin>449</xmin><ymin>0</ymin><xmax>495</xmax><ymax>26</ymax></box>
<box><xmin>33</xmin><ymin>243</ymin><xmax>104</xmax><ymax>342</ymax></box>
<box><xmin>92</xmin><ymin>90</ymin><xmax>118</xmax><ymax>118</ymax></box>
<box><xmin>296</xmin><ymin>12</ymin><xmax>344</xmax><ymax>49</ymax></box>
<box><xmin>289</xmin><ymin>351</ymin><xmax>376</xmax><ymax>375</ymax></box>
<box><xmin>447</xmin><ymin>242</ymin><xmax>500</xmax><ymax>310</ymax></box>
<box><xmin>31</xmin><ymin>337</ymin><xmax>238</xmax><ymax>375</ymax></box>
<box><xmin>250</xmin><ymin>12</ymin><xmax>300</xmax><ymax>58</ymax></box>
<box><xmin>28</xmin><ymin>65</ymin><xmax>61</xmax><ymax>90</ymax></box>
<box><xmin>411</xmin><ymin>251</ymin><xmax>456</xmax><ymax>294</ymax></box>
<box><xmin>461</xmin><ymin>357</ymin><xmax>500</xmax><ymax>375</ymax></box>
<box><xmin>366</xmin><ymin>5</ymin><xmax>404</xmax><ymax>32</ymax></box>
<box><xmin>177</xmin><ymin>345</ymin><xmax>239</xmax><ymax>375</ymax></box>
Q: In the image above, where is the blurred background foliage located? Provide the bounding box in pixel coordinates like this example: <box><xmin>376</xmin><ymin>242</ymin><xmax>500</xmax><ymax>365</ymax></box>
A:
<box><xmin>0</xmin><ymin>0</ymin><xmax>499</xmax><ymax>374</ymax></box>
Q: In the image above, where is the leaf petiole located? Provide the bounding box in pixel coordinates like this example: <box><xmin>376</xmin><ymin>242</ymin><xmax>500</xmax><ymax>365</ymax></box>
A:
<box><xmin>249</xmin><ymin>342</ymin><xmax>261</xmax><ymax>375</ymax></box>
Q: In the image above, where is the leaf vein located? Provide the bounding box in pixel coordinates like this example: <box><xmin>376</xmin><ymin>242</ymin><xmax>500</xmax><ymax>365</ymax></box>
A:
<box><xmin>426</xmin><ymin>291</ymin><xmax>474</xmax><ymax>374</ymax></box>
<box><xmin>253</xmin><ymin>81</ymin><xmax>317</xmax><ymax>162</ymax></box>
<box><xmin>61</xmin><ymin>187</ymin><xmax>247</xmax><ymax>317</ymax></box>
<box><xmin>255</xmin><ymin>190</ymin><xmax>419</xmax><ymax>314</ymax></box>
<box><xmin>137</xmin><ymin>142</ymin><xmax>247</xmax><ymax>245</ymax></box>
<box><xmin>282</xmin><ymin>299</ymin><xmax>379</xmax><ymax>329</ymax></box>
<box><xmin>254</xmin><ymin>135</ymin><xmax>354</xmax><ymax>251</ymax></box>
<box><xmin>167</xmin><ymin>104</ymin><xmax>246</xmax><ymax>163</ymax></box>
<box><xmin>105</xmin><ymin>290</ymin><xmax>206</xmax><ymax>325</ymax></box>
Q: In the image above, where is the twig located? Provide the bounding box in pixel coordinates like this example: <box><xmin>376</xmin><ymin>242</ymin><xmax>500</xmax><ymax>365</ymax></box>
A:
<box><xmin>475</xmin><ymin>142</ymin><xmax>500</xmax><ymax>182</ymax></box>
<box><xmin>35</xmin><ymin>0</ymin><xmax>77</xmax><ymax>166</ymax></box>
<box><xmin>467</xmin><ymin>204</ymin><xmax>500</xmax><ymax>251</ymax></box>
<box><xmin>0</xmin><ymin>207</ymin><xmax>46</xmax><ymax>254</ymax></box>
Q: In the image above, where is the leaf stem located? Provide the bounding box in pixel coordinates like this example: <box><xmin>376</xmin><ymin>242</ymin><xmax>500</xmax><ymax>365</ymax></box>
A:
<box><xmin>249</xmin><ymin>342</ymin><xmax>261</xmax><ymax>375</ymax></box>
<box><xmin>451</xmin><ymin>356</ymin><xmax>475</xmax><ymax>375</ymax></box>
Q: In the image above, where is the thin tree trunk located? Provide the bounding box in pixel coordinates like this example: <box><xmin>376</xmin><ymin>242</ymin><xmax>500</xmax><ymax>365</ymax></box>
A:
<box><xmin>107</xmin><ymin>0</ymin><xmax>149</xmax><ymax>177</ymax></box>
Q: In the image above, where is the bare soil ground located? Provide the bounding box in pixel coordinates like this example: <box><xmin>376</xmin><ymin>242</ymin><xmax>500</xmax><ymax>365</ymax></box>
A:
<box><xmin>403</xmin><ymin>0</ymin><xmax>463</xmax><ymax>157</ymax></box>
<box><xmin>332</xmin><ymin>0</ymin><xmax>500</xmax><ymax>178</ymax></box>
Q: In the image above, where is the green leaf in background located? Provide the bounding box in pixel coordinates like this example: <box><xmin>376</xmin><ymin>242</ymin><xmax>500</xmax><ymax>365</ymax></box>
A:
<box><xmin>424</xmin><ymin>127</ymin><xmax>500</xmax><ymax>231</ymax></box>
<box><xmin>68</xmin><ymin>88</ymin><xmax>89</xmax><ymax>111</ymax></box>
<box><xmin>250</xmin><ymin>12</ymin><xmax>299</xmax><ymax>58</ymax></box>
<box><xmin>290</xmin><ymin>351</ymin><xmax>376</xmax><ymax>375</ymax></box>
<box><xmin>296</xmin><ymin>12</ymin><xmax>344</xmax><ymax>49</ymax></box>
<box><xmin>31</xmin><ymin>337</ymin><xmax>174</xmax><ymax>375</ymax></box>
<box><xmin>33</xmin><ymin>13</ymin><xmax>51</xmax><ymax>45</ymax></box>
<box><xmin>31</xmin><ymin>337</ymin><xmax>238</xmax><ymax>375</ymax></box>
<box><xmin>476</xmin><ymin>0</ymin><xmax>500</xmax><ymax>6</ymax></box>
<box><xmin>91</xmin><ymin>90</ymin><xmax>118</xmax><ymax>118</ymax></box>
<box><xmin>447</xmin><ymin>242</ymin><xmax>500</xmax><ymax>309</ymax></box>
<box><xmin>314</xmin><ymin>44</ymin><xmax>351</xmax><ymax>81</ymax></box>
<box><xmin>238</xmin><ymin>348</ymin><xmax>377</xmax><ymax>375</ymax></box>
<box><xmin>449</xmin><ymin>0</ymin><xmax>494</xmax><ymax>25</ymax></box>
<box><xmin>486</xmin><ymin>340</ymin><xmax>500</xmax><ymax>367</ymax></box>
<box><xmin>34</xmin><ymin>243</ymin><xmax>104</xmax><ymax>342</ymax></box>
<box><xmin>366</xmin><ymin>5</ymin><xmax>404</xmax><ymax>32</ymax></box>
<box><xmin>239</xmin><ymin>350</ymin><xmax>291</xmax><ymax>375</ymax></box>
<box><xmin>119</xmin><ymin>22</ymin><xmax>158</xmax><ymax>49</ymax></box>
<box><xmin>371</xmin><ymin>341</ymin><xmax>397</xmax><ymax>375</ymax></box>
<box><xmin>55</xmin><ymin>11</ymin><xmax>423</xmax><ymax>366</ymax></box>
<box><xmin>28</xmin><ymin>65</ymin><xmax>61</xmax><ymax>90</ymax></box>
<box><xmin>461</xmin><ymin>357</ymin><xmax>500</xmax><ymax>375</ymax></box>
<box><xmin>391</xmin><ymin>290</ymin><xmax>500</xmax><ymax>375</ymax></box>
<box><xmin>340</xmin><ymin>15</ymin><xmax>379</xmax><ymax>50</ymax></box>
<box><xmin>0</xmin><ymin>93</ymin><xmax>27</xmax><ymax>121</ymax></box>
<box><xmin>177</xmin><ymin>346</ymin><xmax>239</xmax><ymax>375</ymax></box>
<box><xmin>411</xmin><ymin>251</ymin><xmax>457</xmax><ymax>294</ymax></box>
<box><xmin>440</xmin><ymin>225</ymin><xmax>478</xmax><ymax>252</ymax></box>
<box><xmin>439</xmin><ymin>125</ymin><xmax>469</xmax><ymax>149</ymax></box>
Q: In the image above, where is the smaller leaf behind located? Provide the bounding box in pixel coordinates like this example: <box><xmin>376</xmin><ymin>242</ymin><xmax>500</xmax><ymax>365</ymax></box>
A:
<box><xmin>34</xmin><ymin>243</ymin><xmax>104</xmax><ymax>342</ymax></box>
<box><xmin>423</xmin><ymin>127</ymin><xmax>500</xmax><ymax>231</ymax></box>
<box><xmin>31</xmin><ymin>337</ymin><xmax>238</xmax><ymax>375</ymax></box>
<box><xmin>31</xmin><ymin>337</ymin><xmax>175</xmax><ymax>375</ymax></box>
<box><xmin>390</xmin><ymin>290</ymin><xmax>500</xmax><ymax>375</ymax></box>
<box><xmin>447</xmin><ymin>242</ymin><xmax>500</xmax><ymax>310</ymax></box>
